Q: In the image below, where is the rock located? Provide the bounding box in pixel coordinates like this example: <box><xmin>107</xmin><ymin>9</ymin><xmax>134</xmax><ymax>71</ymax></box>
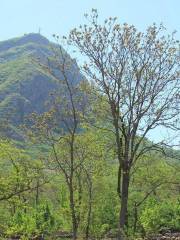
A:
<box><xmin>54</xmin><ymin>231</ymin><xmax>73</xmax><ymax>238</ymax></box>
<box><xmin>147</xmin><ymin>232</ymin><xmax>180</xmax><ymax>240</ymax></box>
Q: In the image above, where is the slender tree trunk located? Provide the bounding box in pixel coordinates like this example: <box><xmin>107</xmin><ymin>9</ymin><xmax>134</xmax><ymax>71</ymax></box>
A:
<box><xmin>133</xmin><ymin>203</ymin><xmax>138</xmax><ymax>234</ymax></box>
<box><xmin>35</xmin><ymin>178</ymin><xmax>39</xmax><ymax>207</ymax></box>
<box><xmin>69</xmin><ymin>183</ymin><xmax>78</xmax><ymax>240</ymax></box>
<box><xmin>119</xmin><ymin>169</ymin><xmax>130</xmax><ymax>240</ymax></box>
<box><xmin>68</xmin><ymin>135</ymin><xmax>78</xmax><ymax>240</ymax></box>
<box><xmin>77</xmin><ymin>172</ymin><xmax>83</xmax><ymax>228</ymax></box>
<box><xmin>117</xmin><ymin>164</ymin><xmax>122</xmax><ymax>198</ymax></box>
<box><xmin>85</xmin><ymin>181</ymin><xmax>92</xmax><ymax>240</ymax></box>
<box><xmin>112</xmin><ymin>114</ymin><xmax>123</xmax><ymax>197</ymax></box>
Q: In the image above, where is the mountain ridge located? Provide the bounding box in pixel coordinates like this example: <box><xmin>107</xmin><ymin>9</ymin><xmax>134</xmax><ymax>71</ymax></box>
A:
<box><xmin>0</xmin><ymin>33</ymin><xmax>49</xmax><ymax>52</ymax></box>
<box><xmin>0</xmin><ymin>33</ymin><xmax>82</xmax><ymax>140</ymax></box>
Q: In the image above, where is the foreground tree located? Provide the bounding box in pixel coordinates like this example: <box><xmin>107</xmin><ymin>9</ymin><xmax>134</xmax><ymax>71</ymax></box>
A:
<box><xmin>30</xmin><ymin>45</ymin><xmax>91</xmax><ymax>239</ymax></box>
<box><xmin>68</xmin><ymin>9</ymin><xmax>180</xmax><ymax>238</ymax></box>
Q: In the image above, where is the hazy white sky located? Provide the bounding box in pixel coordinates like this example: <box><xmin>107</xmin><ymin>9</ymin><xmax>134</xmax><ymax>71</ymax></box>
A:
<box><xmin>0</xmin><ymin>0</ymin><xmax>179</xmax><ymax>41</ymax></box>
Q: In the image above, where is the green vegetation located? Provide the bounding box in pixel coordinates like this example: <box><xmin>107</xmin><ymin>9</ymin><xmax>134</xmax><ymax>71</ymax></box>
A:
<box><xmin>0</xmin><ymin>130</ymin><xmax>179</xmax><ymax>240</ymax></box>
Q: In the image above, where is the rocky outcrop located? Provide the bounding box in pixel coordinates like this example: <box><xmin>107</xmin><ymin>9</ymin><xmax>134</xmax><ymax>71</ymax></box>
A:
<box><xmin>146</xmin><ymin>232</ymin><xmax>180</xmax><ymax>240</ymax></box>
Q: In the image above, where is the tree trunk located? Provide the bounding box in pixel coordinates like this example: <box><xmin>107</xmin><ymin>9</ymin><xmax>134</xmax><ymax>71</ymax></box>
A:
<box><xmin>117</xmin><ymin>164</ymin><xmax>121</xmax><ymax>199</ymax></box>
<box><xmin>133</xmin><ymin>203</ymin><xmax>138</xmax><ymax>234</ymax></box>
<box><xmin>85</xmin><ymin>181</ymin><xmax>92</xmax><ymax>240</ymax></box>
<box><xmin>35</xmin><ymin>178</ymin><xmax>39</xmax><ymax>207</ymax></box>
<box><xmin>69</xmin><ymin>183</ymin><xmax>78</xmax><ymax>240</ymax></box>
<box><xmin>119</xmin><ymin>169</ymin><xmax>129</xmax><ymax>240</ymax></box>
<box><xmin>77</xmin><ymin>172</ymin><xmax>83</xmax><ymax>228</ymax></box>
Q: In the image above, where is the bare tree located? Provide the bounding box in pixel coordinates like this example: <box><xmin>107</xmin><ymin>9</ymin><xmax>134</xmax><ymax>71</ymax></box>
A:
<box><xmin>31</xmin><ymin>43</ymin><xmax>88</xmax><ymax>240</ymax></box>
<box><xmin>68</xmin><ymin>9</ymin><xmax>180</xmax><ymax>239</ymax></box>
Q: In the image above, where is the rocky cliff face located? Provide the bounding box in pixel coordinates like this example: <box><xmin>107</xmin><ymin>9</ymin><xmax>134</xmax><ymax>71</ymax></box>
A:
<box><xmin>0</xmin><ymin>33</ymin><xmax>83</xmax><ymax>139</ymax></box>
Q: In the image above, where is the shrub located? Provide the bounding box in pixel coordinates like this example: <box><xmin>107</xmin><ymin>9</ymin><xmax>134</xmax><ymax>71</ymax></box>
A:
<box><xmin>140</xmin><ymin>199</ymin><xmax>180</xmax><ymax>234</ymax></box>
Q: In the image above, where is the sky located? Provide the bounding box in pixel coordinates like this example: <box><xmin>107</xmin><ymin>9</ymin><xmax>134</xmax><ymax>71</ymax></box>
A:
<box><xmin>0</xmin><ymin>0</ymin><xmax>180</xmax><ymax>41</ymax></box>
<box><xmin>0</xmin><ymin>0</ymin><xmax>179</xmax><ymax>147</ymax></box>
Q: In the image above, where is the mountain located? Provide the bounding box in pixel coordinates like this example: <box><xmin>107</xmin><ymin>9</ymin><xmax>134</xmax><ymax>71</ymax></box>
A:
<box><xmin>0</xmin><ymin>33</ymin><xmax>83</xmax><ymax>140</ymax></box>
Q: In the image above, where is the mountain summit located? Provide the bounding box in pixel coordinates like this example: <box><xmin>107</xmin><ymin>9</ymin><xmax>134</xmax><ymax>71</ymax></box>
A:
<box><xmin>0</xmin><ymin>33</ymin><xmax>49</xmax><ymax>53</ymax></box>
<box><xmin>0</xmin><ymin>33</ymin><xmax>82</xmax><ymax>139</ymax></box>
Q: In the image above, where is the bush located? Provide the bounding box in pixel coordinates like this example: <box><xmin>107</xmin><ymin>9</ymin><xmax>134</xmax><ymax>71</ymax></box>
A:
<box><xmin>140</xmin><ymin>199</ymin><xmax>180</xmax><ymax>234</ymax></box>
<box><xmin>6</xmin><ymin>203</ymin><xmax>55</xmax><ymax>239</ymax></box>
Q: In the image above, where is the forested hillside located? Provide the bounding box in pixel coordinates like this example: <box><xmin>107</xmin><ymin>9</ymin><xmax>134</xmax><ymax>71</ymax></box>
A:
<box><xmin>0</xmin><ymin>33</ymin><xmax>83</xmax><ymax>140</ymax></box>
<box><xmin>0</xmin><ymin>11</ymin><xmax>179</xmax><ymax>240</ymax></box>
